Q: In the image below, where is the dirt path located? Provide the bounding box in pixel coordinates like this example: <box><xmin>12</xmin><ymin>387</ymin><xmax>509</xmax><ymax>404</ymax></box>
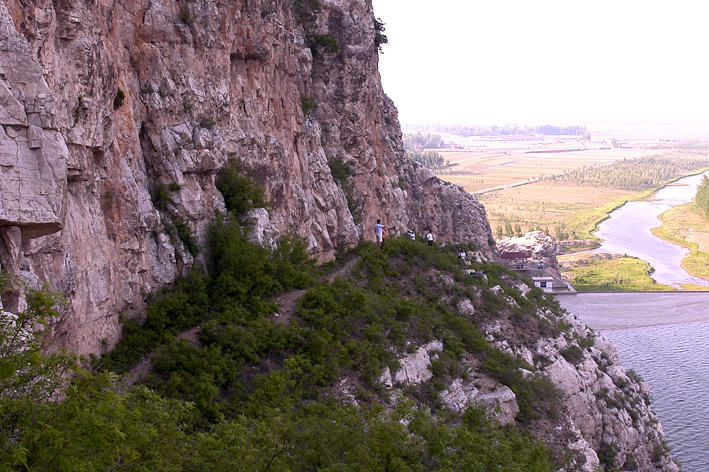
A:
<box><xmin>271</xmin><ymin>258</ymin><xmax>358</xmax><ymax>324</ymax></box>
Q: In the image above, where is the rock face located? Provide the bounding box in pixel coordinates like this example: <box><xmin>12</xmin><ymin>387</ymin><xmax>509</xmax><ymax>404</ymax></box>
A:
<box><xmin>0</xmin><ymin>0</ymin><xmax>496</xmax><ymax>355</ymax></box>
<box><xmin>480</xmin><ymin>296</ymin><xmax>679</xmax><ymax>472</ymax></box>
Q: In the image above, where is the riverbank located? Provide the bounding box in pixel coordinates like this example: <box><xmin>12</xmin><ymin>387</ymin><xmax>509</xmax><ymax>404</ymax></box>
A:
<box><xmin>651</xmin><ymin>201</ymin><xmax>709</xmax><ymax>281</ymax></box>
<box><xmin>559</xmin><ymin>170</ymin><xmax>709</xmax><ymax>290</ymax></box>
<box><xmin>479</xmin><ymin>152</ymin><xmax>709</xmax><ymax>250</ymax></box>
<box><xmin>571</xmin><ymin>166</ymin><xmax>709</xmax><ymax>247</ymax></box>
<box><xmin>558</xmin><ymin>252</ymin><xmax>677</xmax><ymax>291</ymax></box>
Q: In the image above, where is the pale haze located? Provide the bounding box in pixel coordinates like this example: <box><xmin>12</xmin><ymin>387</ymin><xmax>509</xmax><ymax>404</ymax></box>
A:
<box><xmin>373</xmin><ymin>0</ymin><xmax>709</xmax><ymax>126</ymax></box>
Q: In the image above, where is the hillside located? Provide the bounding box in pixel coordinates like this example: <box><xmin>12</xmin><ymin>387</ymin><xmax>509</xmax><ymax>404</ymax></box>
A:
<box><xmin>0</xmin><ymin>0</ymin><xmax>682</xmax><ymax>470</ymax></box>
<box><xmin>1</xmin><ymin>223</ymin><xmax>678</xmax><ymax>470</ymax></box>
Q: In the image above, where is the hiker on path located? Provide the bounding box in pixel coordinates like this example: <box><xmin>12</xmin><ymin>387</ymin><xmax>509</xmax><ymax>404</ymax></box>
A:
<box><xmin>426</xmin><ymin>231</ymin><xmax>434</xmax><ymax>247</ymax></box>
<box><xmin>458</xmin><ymin>249</ymin><xmax>466</xmax><ymax>269</ymax></box>
<box><xmin>375</xmin><ymin>219</ymin><xmax>385</xmax><ymax>248</ymax></box>
<box><xmin>408</xmin><ymin>229</ymin><xmax>416</xmax><ymax>241</ymax></box>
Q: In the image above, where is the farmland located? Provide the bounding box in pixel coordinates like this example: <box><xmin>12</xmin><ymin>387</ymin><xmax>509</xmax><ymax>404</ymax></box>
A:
<box><xmin>428</xmin><ymin>140</ymin><xmax>709</xmax><ymax>243</ymax></box>
<box><xmin>407</xmin><ymin>126</ymin><xmax>709</xmax><ymax>289</ymax></box>
<box><xmin>441</xmin><ymin>146</ymin><xmax>654</xmax><ymax>193</ymax></box>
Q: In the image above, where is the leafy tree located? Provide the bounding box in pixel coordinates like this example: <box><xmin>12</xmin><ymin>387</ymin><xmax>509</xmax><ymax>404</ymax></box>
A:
<box><xmin>505</xmin><ymin>221</ymin><xmax>514</xmax><ymax>237</ymax></box>
<box><xmin>216</xmin><ymin>163</ymin><xmax>268</xmax><ymax>215</ymax></box>
<box><xmin>696</xmin><ymin>175</ymin><xmax>709</xmax><ymax>218</ymax></box>
<box><xmin>407</xmin><ymin>150</ymin><xmax>449</xmax><ymax>172</ymax></box>
<box><xmin>403</xmin><ymin>132</ymin><xmax>445</xmax><ymax>151</ymax></box>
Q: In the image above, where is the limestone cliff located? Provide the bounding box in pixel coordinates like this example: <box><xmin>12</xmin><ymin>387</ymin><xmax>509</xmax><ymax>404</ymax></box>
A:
<box><xmin>0</xmin><ymin>0</ymin><xmax>496</xmax><ymax>355</ymax></box>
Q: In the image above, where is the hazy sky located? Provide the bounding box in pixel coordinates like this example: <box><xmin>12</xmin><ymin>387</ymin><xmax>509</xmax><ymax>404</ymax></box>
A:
<box><xmin>372</xmin><ymin>0</ymin><xmax>709</xmax><ymax>126</ymax></box>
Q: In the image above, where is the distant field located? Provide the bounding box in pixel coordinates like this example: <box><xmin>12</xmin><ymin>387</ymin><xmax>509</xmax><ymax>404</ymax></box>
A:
<box><xmin>441</xmin><ymin>146</ymin><xmax>656</xmax><ymax>193</ymax></box>
<box><xmin>478</xmin><ymin>182</ymin><xmax>640</xmax><ymax>242</ymax></box>
<box><xmin>433</xmin><ymin>144</ymin><xmax>709</xmax><ymax>243</ymax></box>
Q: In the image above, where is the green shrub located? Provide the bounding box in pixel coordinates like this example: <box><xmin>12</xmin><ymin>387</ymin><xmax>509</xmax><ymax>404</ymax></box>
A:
<box><xmin>173</xmin><ymin>218</ymin><xmax>200</xmax><ymax>256</ymax></box>
<box><xmin>113</xmin><ymin>88</ymin><xmax>125</xmax><ymax>110</ymax></box>
<box><xmin>151</xmin><ymin>182</ymin><xmax>180</xmax><ymax>212</ymax></box>
<box><xmin>374</xmin><ymin>17</ymin><xmax>388</xmax><ymax>51</ymax></box>
<box><xmin>308</xmin><ymin>33</ymin><xmax>339</xmax><ymax>57</ymax></box>
<box><xmin>300</xmin><ymin>93</ymin><xmax>315</xmax><ymax>115</ymax></box>
<box><xmin>560</xmin><ymin>345</ymin><xmax>585</xmax><ymax>365</ymax></box>
<box><xmin>696</xmin><ymin>175</ymin><xmax>709</xmax><ymax>217</ymax></box>
<box><xmin>215</xmin><ymin>163</ymin><xmax>267</xmax><ymax>216</ymax></box>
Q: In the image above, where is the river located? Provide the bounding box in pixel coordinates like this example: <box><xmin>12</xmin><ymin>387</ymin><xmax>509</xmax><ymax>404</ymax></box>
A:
<box><xmin>592</xmin><ymin>171</ymin><xmax>709</xmax><ymax>288</ymax></box>
<box><xmin>557</xmin><ymin>172</ymin><xmax>709</xmax><ymax>471</ymax></box>
<box><xmin>558</xmin><ymin>293</ymin><xmax>709</xmax><ymax>472</ymax></box>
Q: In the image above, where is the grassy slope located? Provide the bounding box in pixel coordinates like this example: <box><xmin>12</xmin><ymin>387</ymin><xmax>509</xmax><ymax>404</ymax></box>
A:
<box><xmin>559</xmin><ymin>253</ymin><xmax>676</xmax><ymax>292</ymax></box>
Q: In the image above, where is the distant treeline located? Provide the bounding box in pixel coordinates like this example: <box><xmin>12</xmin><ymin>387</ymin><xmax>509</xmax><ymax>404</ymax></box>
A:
<box><xmin>403</xmin><ymin>132</ymin><xmax>445</xmax><ymax>151</ymax></box>
<box><xmin>403</xmin><ymin>124</ymin><xmax>587</xmax><ymax>137</ymax></box>
<box><xmin>543</xmin><ymin>152</ymin><xmax>709</xmax><ymax>190</ymax></box>
<box><xmin>407</xmin><ymin>149</ymin><xmax>450</xmax><ymax>172</ymax></box>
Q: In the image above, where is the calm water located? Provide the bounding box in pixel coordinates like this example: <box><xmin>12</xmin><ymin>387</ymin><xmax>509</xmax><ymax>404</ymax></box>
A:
<box><xmin>559</xmin><ymin>293</ymin><xmax>709</xmax><ymax>472</ymax></box>
<box><xmin>593</xmin><ymin>171</ymin><xmax>709</xmax><ymax>288</ymax></box>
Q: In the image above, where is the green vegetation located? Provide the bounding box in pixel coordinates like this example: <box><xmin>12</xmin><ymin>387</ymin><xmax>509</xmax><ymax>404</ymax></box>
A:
<box><xmin>0</xmin><ymin>237</ymin><xmax>566</xmax><ymax>471</ymax></box>
<box><xmin>559</xmin><ymin>254</ymin><xmax>675</xmax><ymax>292</ymax></box>
<box><xmin>403</xmin><ymin>133</ymin><xmax>453</xmax><ymax>173</ymax></box>
<box><xmin>150</xmin><ymin>181</ymin><xmax>181</xmax><ymax>212</ymax></box>
<box><xmin>542</xmin><ymin>153</ymin><xmax>709</xmax><ymax>190</ymax></box>
<box><xmin>150</xmin><ymin>182</ymin><xmax>200</xmax><ymax>256</ymax></box>
<box><xmin>307</xmin><ymin>33</ymin><xmax>339</xmax><ymax>57</ymax></box>
<box><xmin>327</xmin><ymin>157</ymin><xmax>361</xmax><ymax>223</ymax></box>
<box><xmin>0</xmin><ymin>173</ymin><xmax>578</xmax><ymax>469</ymax></box>
<box><xmin>483</xmin><ymin>152</ymin><xmax>709</xmax><ymax>244</ymax></box>
<box><xmin>300</xmin><ymin>93</ymin><xmax>315</xmax><ymax>115</ymax></box>
<box><xmin>216</xmin><ymin>162</ymin><xmax>268</xmax><ymax>215</ymax></box>
<box><xmin>407</xmin><ymin>149</ymin><xmax>450</xmax><ymax>172</ymax></box>
<box><xmin>403</xmin><ymin>132</ymin><xmax>445</xmax><ymax>151</ymax></box>
<box><xmin>373</xmin><ymin>17</ymin><xmax>388</xmax><ymax>51</ymax></box>
<box><xmin>651</xmin><ymin>202</ymin><xmax>709</xmax><ymax>285</ymax></box>
<box><xmin>113</xmin><ymin>88</ymin><xmax>125</xmax><ymax>110</ymax></box>
<box><xmin>696</xmin><ymin>175</ymin><xmax>709</xmax><ymax>217</ymax></box>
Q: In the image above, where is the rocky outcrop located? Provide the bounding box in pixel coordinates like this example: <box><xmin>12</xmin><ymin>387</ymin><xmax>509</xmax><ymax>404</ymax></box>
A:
<box><xmin>497</xmin><ymin>230</ymin><xmax>561</xmax><ymax>275</ymax></box>
<box><xmin>0</xmin><ymin>0</ymin><xmax>496</xmax><ymax>355</ymax></box>
<box><xmin>380</xmin><ymin>339</ymin><xmax>521</xmax><ymax>426</ymax></box>
<box><xmin>481</xmin><ymin>298</ymin><xmax>679</xmax><ymax>472</ymax></box>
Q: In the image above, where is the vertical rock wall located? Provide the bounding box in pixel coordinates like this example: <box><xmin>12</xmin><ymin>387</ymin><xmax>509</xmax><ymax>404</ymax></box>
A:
<box><xmin>0</xmin><ymin>0</ymin><xmax>496</xmax><ymax>355</ymax></box>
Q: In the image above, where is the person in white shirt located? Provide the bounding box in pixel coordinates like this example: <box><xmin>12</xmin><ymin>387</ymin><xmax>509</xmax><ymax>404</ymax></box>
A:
<box><xmin>374</xmin><ymin>219</ymin><xmax>385</xmax><ymax>248</ymax></box>
<box><xmin>426</xmin><ymin>231</ymin><xmax>434</xmax><ymax>247</ymax></box>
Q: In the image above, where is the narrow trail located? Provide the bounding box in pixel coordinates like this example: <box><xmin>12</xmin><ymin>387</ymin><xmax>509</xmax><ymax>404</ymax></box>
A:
<box><xmin>271</xmin><ymin>257</ymin><xmax>359</xmax><ymax>324</ymax></box>
<box><xmin>125</xmin><ymin>258</ymin><xmax>360</xmax><ymax>383</ymax></box>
